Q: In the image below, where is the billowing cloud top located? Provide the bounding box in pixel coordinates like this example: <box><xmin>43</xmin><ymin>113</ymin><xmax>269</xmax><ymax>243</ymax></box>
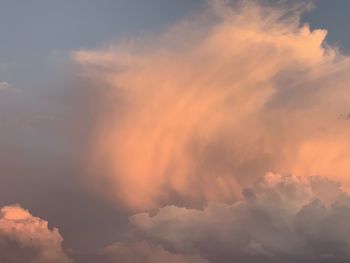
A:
<box><xmin>130</xmin><ymin>173</ymin><xmax>350</xmax><ymax>263</ymax></box>
<box><xmin>0</xmin><ymin>204</ymin><xmax>72</xmax><ymax>263</ymax></box>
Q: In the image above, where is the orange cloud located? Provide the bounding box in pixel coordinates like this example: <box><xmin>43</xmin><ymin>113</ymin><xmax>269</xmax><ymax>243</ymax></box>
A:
<box><xmin>0</xmin><ymin>204</ymin><xmax>72</xmax><ymax>263</ymax></box>
<box><xmin>74</xmin><ymin>1</ymin><xmax>350</xmax><ymax>211</ymax></box>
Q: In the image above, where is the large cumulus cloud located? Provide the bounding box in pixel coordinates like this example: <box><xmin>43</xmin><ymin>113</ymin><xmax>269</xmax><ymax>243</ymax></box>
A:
<box><xmin>74</xmin><ymin>0</ymin><xmax>350</xmax><ymax>211</ymax></box>
<box><xmin>130</xmin><ymin>173</ymin><xmax>350</xmax><ymax>263</ymax></box>
<box><xmin>0</xmin><ymin>204</ymin><xmax>72</xmax><ymax>263</ymax></box>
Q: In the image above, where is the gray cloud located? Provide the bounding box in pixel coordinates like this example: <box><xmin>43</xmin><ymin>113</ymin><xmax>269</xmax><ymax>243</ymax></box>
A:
<box><xmin>70</xmin><ymin>241</ymin><xmax>209</xmax><ymax>263</ymax></box>
<box><xmin>100</xmin><ymin>241</ymin><xmax>208</xmax><ymax>263</ymax></box>
<box><xmin>0</xmin><ymin>61</ymin><xmax>130</xmax><ymax>253</ymax></box>
<box><xmin>130</xmin><ymin>173</ymin><xmax>350</xmax><ymax>263</ymax></box>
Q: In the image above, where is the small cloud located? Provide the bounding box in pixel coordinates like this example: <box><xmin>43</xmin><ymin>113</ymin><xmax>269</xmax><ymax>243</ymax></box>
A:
<box><xmin>0</xmin><ymin>81</ymin><xmax>10</xmax><ymax>90</ymax></box>
<box><xmin>0</xmin><ymin>81</ymin><xmax>20</xmax><ymax>93</ymax></box>
<box><xmin>0</xmin><ymin>204</ymin><xmax>72</xmax><ymax>263</ymax></box>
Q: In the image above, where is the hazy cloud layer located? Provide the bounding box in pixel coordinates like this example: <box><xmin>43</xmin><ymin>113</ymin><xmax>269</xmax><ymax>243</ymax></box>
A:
<box><xmin>100</xmin><ymin>241</ymin><xmax>208</xmax><ymax>263</ymax></box>
<box><xmin>130</xmin><ymin>173</ymin><xmax>350</xmax><ymax>263</ymax></box>
<box><xmin>0</xmin><ymin>204</ymin><xmax>72</xmax><ymax>263</ymax></box>
<box><xmin>75</xmin><ymin>0</ymin><xmax>350</xmax><ymax>211</ymax></box>
<box><xmin>71</xmin><ymin>241</ymin><xmax>209</xmax><ymax>263</ymax></box>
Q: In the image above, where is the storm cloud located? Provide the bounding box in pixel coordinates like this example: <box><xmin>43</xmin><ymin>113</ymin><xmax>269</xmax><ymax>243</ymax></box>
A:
<box><xmin>2</xmin><ymin>0</ymin><xmax>350</xmax><ymax>262</ymax></box>
<box><xmin>75</xmin><ymin>0</ymin><xmax>350</xmax><ymax>211</ymax></box>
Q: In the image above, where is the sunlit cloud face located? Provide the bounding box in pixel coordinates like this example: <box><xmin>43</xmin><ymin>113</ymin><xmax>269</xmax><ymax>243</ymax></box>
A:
<box><xmin>0</xmin><ymin>204</ymin><xmax>72</xmax><ymax>263</ymax></box>
<box><xmin>74</xmin><ymin>1</ymin><xmax>350</xmax><ymax>211</ymax></box>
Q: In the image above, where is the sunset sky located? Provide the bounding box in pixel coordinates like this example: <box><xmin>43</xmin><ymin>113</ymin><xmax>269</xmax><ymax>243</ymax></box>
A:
<box><xmin>1</xmin><ymin>1</ymin><xmax>350</xmax><ymax>262</ymax></box>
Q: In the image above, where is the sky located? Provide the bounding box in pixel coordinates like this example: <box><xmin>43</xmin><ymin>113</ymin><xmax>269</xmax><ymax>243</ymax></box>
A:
<box><xmin>1</xmin><ymin>1</ymin><xmax>350</xmax><ymax>262</ymax></box>
<box><xmin>1</xmin><ymin>0</ymin><xmax>350</xmax><ymax>90</ymax></box>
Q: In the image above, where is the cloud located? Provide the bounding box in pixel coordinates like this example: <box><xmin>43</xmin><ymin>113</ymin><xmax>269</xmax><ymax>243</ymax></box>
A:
<box><xmin>130</xmin><ymin>173</ymin><xmax>350</xmax><ymax>263</ymax></box>
<box><xmin>70</xmin><ymin>241</ymin><xmax>208</xmax><ymax>263</ymax></box>
<box><xmin>100</xmin><ymin>241</ymin><xmax>209</xmax><ymax>263</ymax></box>
<box><xmin>0</xmin><ymin>81</ymin><xmax>20</xmax><ymax>94</ymax></box>
<box><xmin>0</xmin><ymin>81</ymin><xmax>11</xmax><ymax>91</ymax></box>
<box><xmin>0</xmin><ymin>204</ymin><xmax>72</xmax><ymax>263</ymax></box>
<box><xmin>1</xmin><ymin>0</ymin><xmax>350</xmax><ymax>262</ymax></box>
<box><xmin>73</xmin><ymin>0</ymin><xmax>350</xmax><ymax>211</ymax></box>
